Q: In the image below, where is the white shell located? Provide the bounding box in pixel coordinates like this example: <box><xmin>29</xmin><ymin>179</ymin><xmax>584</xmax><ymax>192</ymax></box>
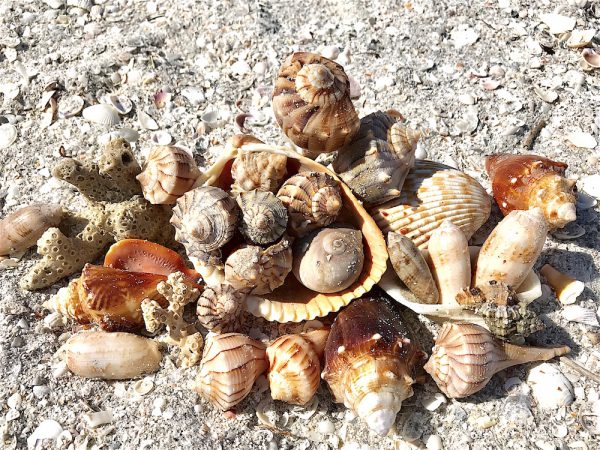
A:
<box><xmin>582</xmin><ymin>48</ymin><xmax>600</xmax><ymax>68</ymax></box>
<box><xmin>181</xmin><ymin>87</ymin><xmax>206</xmax><ymax>106</ymax></box>
<box><xmin>534</xmin><ymin>86</ymin><xmax>558</xmax><ymax>103</ymax></box>
<box><xmin>138</xmin><ymin>111</ymin><xmax>159</xmax><ymax>130</ymax></box>
<box><xmin>566</xmin><ymin>132</ymin><xmax>597</xmax><ymax>149</ymax></box>
<box><xmin>101</xmin><ymin>94</ymin><xmax>133</xmax><ymax>115</ymax></box>
<box><xmin>58</xmin><ymin>95</ymin><xmax>84</xmax><ymax>119</ymax></box>
<box><xmin>567</xmin><ymin>29</ymin><xmax>596</xmax><ymax>48</ymax></box>
<box><xmin>540</xmin><ymin>13</ymin><xmax>576</xmax><ymax>34</ymax></box>
<box><xmin>0</xmin><ymin>123</ymin><xmax>17</xmax><ymax>149</ymax></box>
<box><xmin>151</xmin><ymin>130</ymin><xmax>173</xmax><ymax>145</ymax></box>
<box><xmin>527</xmin><ymin>363</ymin><xmax>574</xmax><ymax>409</ymax></box>
<box><xmin>82</xmin><ymin>104</ymin><xmax>121</xmax><ymax>127</ymax></box>
<box><xmin>562</xmin><ymin>305</ymin><xmax>600</xmax><ymax>327</ymax></box>
<box><xmin>581</xmin><ymin>174</ymin><xmax>600</xmax><ymax>199</ymax></box>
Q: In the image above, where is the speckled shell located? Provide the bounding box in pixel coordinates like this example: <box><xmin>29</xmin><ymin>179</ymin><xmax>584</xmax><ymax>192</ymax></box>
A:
<box><xmin>195</xmin><ymin>333</ymin><xmax>268</xmax><ymax>411</ymax></box>
<box><xmin>277</xmin><ymin>172</ymin><xmax>342</xmax><ymax>236</ymax></box>
<box><xmin>322</xmin><ymin>296</ymin><xmax>426</xmax><ymax>436</ymax></box>
<box><xmin>272</xmin><ymin>52</ymin><xmax>360</xmax><ymax>157</ymax></box>
<box><xmin>0</xmin><ymin>204</ymin><xmax>63</xmax><ymax>255</ymax></box>
<box><xmin>370</xmin><ymin>160</ymin><xmax>491</xmax><ymax>249</ymax></box>
<box><xmin>237</xmin><ymin>190</ymin><xmax>288</xmax><ymax>245</ymax></box>
<box><xmin>485</xmin><ymin>154</ymin><xmax>576</xmax><ymax>229</ymax></box>
<box><xmin>196</xmin><ymin>283</ymin><xmax>247</xmax><ymax>333</ymax></box>
<box><xmin>195</xmin><ymin>137</ymin><xmax>388</xmax><ymax>323</ymax></box>
<box><xmin>136</xmin><ymin>145</ymin><xmax>201</xmax><ymax>204</ymax></box>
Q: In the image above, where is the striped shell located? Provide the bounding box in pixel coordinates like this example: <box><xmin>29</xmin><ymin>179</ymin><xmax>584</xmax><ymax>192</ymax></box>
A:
<box><xmin>0</xmin><ymin>204</ymin><xmax>63</xmax><ymax>255</ymax></box>
<box><xmin>370</xmin><ymin>160</ymin><xmax>491</xmax><ymax>249</ymax></box>
<box><xmin>196</xmin><ymin>283</ymin><xmax>247</xmax><ymax>333</ymax></box>
<box><xmin>237</xmin><ymin>190</ymin><xmax>288</xmax><ymax>245</ymax></box>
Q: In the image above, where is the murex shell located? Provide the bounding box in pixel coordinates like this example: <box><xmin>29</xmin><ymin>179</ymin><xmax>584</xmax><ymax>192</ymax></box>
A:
<box><xmin>0</xmin><ymin>204</ymin><xmax>63</xmax><ymax>255</ymax></box>
<box><xmin>237</xmin><ymin>190</ymin><xmax>288</xmax><ymax>245</ymax></box>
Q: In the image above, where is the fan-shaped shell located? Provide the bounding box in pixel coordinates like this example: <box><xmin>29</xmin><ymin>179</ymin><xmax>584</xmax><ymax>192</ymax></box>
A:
<box><xmin>195</xmin><ymin>137</ymin><xmax>388</xmax><ymax>323</ymax></box>
<box><xmin>196</xmin><ymin>283</ymin><xmax>246</xmax><ymax>333</ymax></box>
<box><xmin>272</xmin><ymin>52</ymin><xmax>360</xmax><ymax>157</ymax></box>
<box><xmin>370</xmin><ymin>160</ymin><xmax>491</xmax><ymax>249</ymax></box>
<box><xmin>237</xmin><ymin>190</ymin><xmax>288</xmax><ymax>245</ymax></box>
<box><xmin>0</xmin><ymin>204</ymin><xmax>63</xmax><ymax>256</ymax></box>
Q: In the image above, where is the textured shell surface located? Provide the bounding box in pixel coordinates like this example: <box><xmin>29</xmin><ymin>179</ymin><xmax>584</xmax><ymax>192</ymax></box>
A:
<box><xmin>370</xmin><ymin>160</ymin><xmax>491</xmax><ymax>249</ymax></box>
<box><xmin>322</xmin><ymin>295</ymin><xmax>426</xmax><ymax>436</ymax></box>
<box><xmin>0</xmin><ymin>204</ymin><xmax>63</xmax><ymax>255</ymax></box>
<box><xmin>82</xmin><ymin>104</ymin><xmax>121</xmax><ymax>127</ymax></box>
<box><xmin>237</xmin><ymin>190</ymin><xmax>288</xmax><ymax>245</ymax></box>
<box><xmin>230</xmin><ymin>137</ymin><xmax>288</xmax><ymax>194</ymax></box>
<box><xmin>196</xmin><ymin>283</ymin><xmax>247</xmax><ymax>333</ymax></box>
<box><xmin>561</xmin><ymin>304</ymin><xmax>600</xmax><ymax>326</ymax></box>
<box><xmin>137</xmin><ymin>145</ymin><xmax>201</xmax><ymax>204</ymax></box>
<box><xmin>62</xmin><ymin>331</ymin><xmax>161</xmax><ymax>379</ymax></box>
<box><xmin>272</xmin><ymin>52</ymin><xmax>360</xmax><ymax>157</ymax></box>
<box><xmin>195</xmin><ymin>333</ymin><xmax>268</xmax><ymax>410</ymax></box>
<box><xmin>527</xmin><ymin>363</ymin><xmax>575</xmax><ymax>409</ymax></box>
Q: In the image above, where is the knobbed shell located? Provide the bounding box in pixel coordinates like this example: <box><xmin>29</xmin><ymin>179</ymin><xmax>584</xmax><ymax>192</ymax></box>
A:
<box><xmin>195</xmin><ymin>333</ymin><xmax>268</xmax><ymax>411</ymax></box>
<box><xmin>485</xmin><ymin>154</ymin><xmax>577</xmax><ymax>229</ymax></box>
<box><xmin>266</xmin><ymin>328</ymin><xmax>329</xmax><ymax>405</ymax></box>
<box><xmin>0</xmin><ymin>204</ymin><xmax>63</xmax><ymax>256</ymax></box>
<box><xmin>237</xmin><ymin>190</ymin><xmax>288</xmax><ymax>245</ymax></box>
<box><xmin>136</xmin><ymin>145</ymin><xmax>201</xmax><ymax>204</ymax></box>
<box><xmin>322</xmin><ymin>295</ymin><xmax>426</xmax><ymax>436</ymax></box>
<box><xmin>277</xmin><ymin>171</ymin><xmax>342</xmax><ymax>236</ymax></box>
<box><xmin>293</xmin><ymin>227</ymin><xmax>364</xmax><ymax>293</ymax></box>
<box><xmin>370</xmin><ymin>160</ymin><xmax>491</xmax><ymax>249</ymax></box>
<box><xmin>62</xmin><ymin>331</ymin><xmax>162</xmax><ymax>379</ymax></box>
<box><xmin>424</xmin><ymin>323</ymin><xmax>570</xmax><ymax>399</ymax></box>
<box><xmin>196</xmin><ymin>283</ymin><xmax>247</xmax><ymax>333</ymax></box>
<box><xmin>272</xmin><ymin>52</ymin><xmax>360</xmax><ymax>158</ymax></box>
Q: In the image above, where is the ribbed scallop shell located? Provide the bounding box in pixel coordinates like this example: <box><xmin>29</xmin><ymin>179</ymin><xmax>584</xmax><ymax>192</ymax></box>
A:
<box><xmin>0</xmin><ymin>204</ymin><xmax>63</xmax><ymax>255</ymax></box>
<box><xmin>237</xmin><ymin>190</ymin><xmax>288</xmax><ymax>245</ymax></box>
<box><xmin>136</xmin><ymin>145</ymin><xmax>201</xmax><ymax>204</ymax></box>
<box><xmin>370</xmin><ymin>160</ymin><xmax>491</xmax><ymax>249</ymax></box>
<box><xmin>277</xmin><ymin>172</ymin><xmax>342</xmax><ymax>236</ymax></box>
<box><xmin>195</xmin><ymin>333</ymin><xmax>268</xmax><ymax>411</ymax></box>
<box><xmin>196</xmin><ymin>283</ymin><xmax>247</xmax><ymax>333</ymax></box>
<box><xmin>82</xmin><ymin>104</ymin><xmax>120</xmax><ymax>127</ymax></box>
<box><xmin>272</xmin><ymin>52</ymin><xmax>360</xmax><ymax>157</ymax></box>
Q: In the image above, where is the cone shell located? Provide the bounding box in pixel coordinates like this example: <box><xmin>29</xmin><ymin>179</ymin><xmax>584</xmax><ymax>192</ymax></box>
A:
<box><xmin>195</xmin><ymin>333</ymin><xmax>268</xmax><ymax>411</ymax></box>
<box><xmin>272</xmin><ymin>52</ymin><xmax>360</xmax><ymax>157</ymax></box>
<box><xmin>0</xmin><ymin>204</ymin><xmax>63</xmax><ymax>255</ymax></box>
<box><xmin>196</xmin><ymin>283</ymin><xmax>247</xmax><ymax>333</ymax></box>
<box><xmin>237</xmin><ymin>190</ymin><xmax>288</xmax><ymax>245</ymax></box>
<box><xmin>322</xmin><ymin>296</ymin><xmax>426</xmax><ymax>436</ymax></box>
<box><xmin>485</xmin><ymin>154</ymin><xmax>577</xmax><ymax>229</ymax></box>
<box><xmin>266</xmin><ymin>328</ymin><xmax>329</xmax><ymax>405</ymax></box>
<box><xmin>195</xmin><ymin>137</ymin><xmax>388</xmax><ymax>323</ymax></box>
<box><xmin>370</xmin><ymin>160</ymin><xmax>491</xmax><ymax>249</ymax></box>
<box><xmin>136</xmin><ymin>145</ymin><xmax>201</xmax><ymax>204</ymax></box>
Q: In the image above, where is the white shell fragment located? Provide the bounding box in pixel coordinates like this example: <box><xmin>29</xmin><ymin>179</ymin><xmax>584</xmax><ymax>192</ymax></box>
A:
<box><xmin>562</xmin><ymin>305</ymin><xmax>600</xmax><ymax>327</ymax></box>
<box><xmin>82</xmin><ymin>104</ymin><xmax>121</xmax><ymax>127</ymax></box>
<box><xmin>540</xmin><ymin>13</ymin><xmax>576</xmax><ymax>35</ymax></box>
<box><xmin>581</xmin><ymin>175</ymin><xmax>600</xmax><ymax>199</ymax></box>
<box><xmin>27</xmin><ymin>420</ymin><xmax>64</xmax><ymax>449</ymax></box>
<box><xmin>566</xmin><ymin>132</ymin><xmax>597</xmax><ymax>149</ymax></box>
<box><xmin>582</xmin><ymin>48</ymin><xmax>600</xmax><ymax>68</ymax></box>
<box><xmin>534</xmin><ymin>86</ymin><xmax>558</xmax><ymax>103</ymax></box>
<box><xmin>101</xmin><ymin>94</ymin><xmax>133</xmax><ymax>115</ymax></box>
<box><xmin>58</xmin><ymin>95</ymin><xmax>84</xmax><ymax>119</ymax></box>
<box><xmin>138</xmin><ymin>111</ymin><xmax>159</xmax><ymax>130</ymax></box>
<box><xmin>83</xmin><ymin>410</ymin><xmax>114</xmax><ymax>428</ymax></box>
<box><xmin>527</xmin><ymin>363</ymin><xmax>575</xmax><ymax>409</ymax></box>
<box><xmin>181</xmin><ymin>87</ymin><xmax>205</xmax><ymax>106</ymax></box>
<box><xmin>451</xmin><ymin>25</ymin><xmax>479</xmax><ymax>48</ymax></box>
<box><xmin>0</xmin><ymin>123</ymin><xmax>17</xmax><ymax>149</ymax></box>
<box><xmin>567</xmin><ymin>29</ymin><xmax>596</xmax><ymax>48</ymax></box>
<box><xmin>151</xmin><ymin>130</ymin><xmax>173</xmax><ymax>145</ymax></box>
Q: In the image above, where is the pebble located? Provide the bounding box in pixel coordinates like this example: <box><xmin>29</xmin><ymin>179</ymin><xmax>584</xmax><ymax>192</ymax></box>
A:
<box><xmin>320</xmin><ymin>45</ymin><xmax>340</xmax><ymax>60</ymax></box>
<box><xmin>374</xmin><ymin>76</ymin><xmax>395</xmax><ymax>92</ymax></box>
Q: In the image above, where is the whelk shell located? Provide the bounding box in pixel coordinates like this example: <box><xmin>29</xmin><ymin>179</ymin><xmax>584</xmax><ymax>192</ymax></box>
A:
<box><xmin>527</xmin><ymin>363</ymin><xmax>575</xmax><ymax>409</ymax></box>
<box><xmin>196</xmin><ymin>283</ymin><xmax>247</xmax><ymax>333</ymax></box>
<box><xmin>539</xmin><ymin>264</ymin><xmax>584</xmax><ymax>305</ymax></box>
<box><xmin>82</xmin><ymin>104</ymin><xmax>121</xmax><ymax>127</ymax></box>
<box><xmin>0</xmin><ymin>123</ymin><xmax>17</xmax><ymax>149</ymax></box>
<box><xmin>0</xmin><ymin>204</ymin><xmax>63</xmax><ymax>256</ymax></box>
<box><xmin>237</xmin><ymin>190</ymin><xmax>288</xmax><ymax>245</ymax></box>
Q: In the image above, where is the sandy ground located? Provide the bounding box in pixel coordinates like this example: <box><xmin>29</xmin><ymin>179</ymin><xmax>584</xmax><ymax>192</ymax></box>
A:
<box><xmin>1</xmin><ymin>0</ymin><xmax>600</xmax><ymax>449</ymax></box>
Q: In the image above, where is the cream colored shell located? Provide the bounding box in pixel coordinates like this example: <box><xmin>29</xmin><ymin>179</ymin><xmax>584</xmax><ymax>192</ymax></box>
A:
<box><xmin>0</xmin><ymin>204</ymin><xmax>63</xmax><ymax>256</ymax></box>
<box><xmin>196</xmin><ymin>283</ymin><xmax>247</xmax><ymax>333</ymax></box>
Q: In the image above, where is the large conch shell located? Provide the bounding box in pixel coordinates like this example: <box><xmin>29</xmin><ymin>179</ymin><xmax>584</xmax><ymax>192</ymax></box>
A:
<box><xmin>192</xmin><ymin>136</ymin><xmax>388</xmax><ymax>323</ymax></box>
<box><xmin>370</xmin><ymin>160</ymin><xmax>491</xmax><ymax>249</ymax></box>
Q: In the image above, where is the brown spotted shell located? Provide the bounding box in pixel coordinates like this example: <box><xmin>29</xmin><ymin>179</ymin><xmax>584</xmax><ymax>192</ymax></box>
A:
<box><xmin>0</xmin><ymin>204</ymin><xmax>63</xmax><ymax>256</ymax></box>
<box><xmin>237</xmin><ymin>190</ymin><xmax>288</xmax><ymax>245</ymax></box>
<box><xmin>272</xmin><ymin>52</ymin><xmax>360</xmax><ymax>157</ymax></box>
<box><xmin>196</xmin><ymin>283</ymin><xmax>247</xmax><ymax>333</ymax></box>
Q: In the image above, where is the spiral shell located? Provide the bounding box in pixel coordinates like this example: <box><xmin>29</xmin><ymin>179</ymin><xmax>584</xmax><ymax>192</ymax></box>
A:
<box><xmin>136</xmin><ymin>145</ymin><xmax>201</xmax><ymax>204</ymax></box>
<box><xmin>0</xmin><ymin>204</ymin><xmax>63</xmax><ymax>256</ymax></box>
<box><xmin>272</xmin><ymin>52</ymin><xmax>360</xmax><ymax>157</ymax></box>
<box><xmin>195</xmin><ymin>333</ymin><xmax>268</xmax><ymax>411</ymax></box>
<box><xmin>237</xmin><ymin>190</ymin><xmax>288</xmax><ymax>245</ymax></box>
<box><xmin>277</xmin><ymin>172</ymin><xmax>342</xmax><ymax>236</ymax></box>
<box><xmin>196</xmin><ymin>283</ymin><xmax>247</xmax><ymax>333</ymax></box>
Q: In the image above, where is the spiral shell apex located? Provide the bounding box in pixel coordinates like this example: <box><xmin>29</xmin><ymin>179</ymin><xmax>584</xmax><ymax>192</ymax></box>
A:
<box><xmin>196</xmin><ymin>283</ymin><xmax>246</xmax><ymax>333</ymax></box>
<box><xmin>273</xmin><ymin>52</ymin><xmax>360</xmax><ymax>157</ymax></box>
<box><xmin>237</xmin><ymin>190</ymin><xmax>288</xmax><ymax>245</ymax></box>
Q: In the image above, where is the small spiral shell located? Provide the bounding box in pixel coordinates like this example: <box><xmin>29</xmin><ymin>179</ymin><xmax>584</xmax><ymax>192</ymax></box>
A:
<box><xmin>237</xmin><ymin>190</ymin><xmax>288</xmax><ymax>245</ymax></box>
<box><xmin>196</xmin><ymin>283</ymin><xmax>247</xmax><ymax>333</ymax></box>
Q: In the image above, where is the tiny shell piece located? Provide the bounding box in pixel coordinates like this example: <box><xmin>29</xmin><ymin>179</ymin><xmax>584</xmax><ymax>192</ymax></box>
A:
<box><xmin>237</xmin><ymin>190</ymin><xmax>288</xmax><ymax>245</ymax></box>
<box><xmin>196</xmin><ymin>283</ymin><xmax>247</xmax><ymax>333</ymax></box>
<box><xmin>539</xmin><ymin>264</ymin><xmax>584</xmax><ymax>305</ymax></box>
<box><xmin>62</xmin><ymin>331</ymin><xmax>161</xmax><ymax>379</ymax></box>
<box><xmin>527</xmin><ymin>363</ymin><xmax>575</xmax><ymax>409</ymax></box>
<box><xmin>82</xmin><ymin>104</ymin><xmax>121</xmax><ymax>127</ymax></box>
<box><xmin>0</xmin><ymin>204</ymin><xmax>63</xmax><ymax>256</ymax></box>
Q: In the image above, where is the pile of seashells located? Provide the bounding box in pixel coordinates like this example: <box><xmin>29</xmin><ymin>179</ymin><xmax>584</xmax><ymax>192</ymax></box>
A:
<box><xmin>0</xmin><ymin>51</ymin><xmax>588</xmax><ymax>437</ymax></box>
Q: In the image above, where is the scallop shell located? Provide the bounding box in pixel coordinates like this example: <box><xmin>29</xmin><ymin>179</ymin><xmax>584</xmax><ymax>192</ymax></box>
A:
<box><xmin>527</xmin><ymin>363</ymin><xmax>575</xmax><ymax>409</ymax></box>
<box><xmin>237</xmin><ymin>190</ymin><xmax>288</xmax><ymax>245</ymax></box>
<box><xmin>137</xmin><ymin>145</ymin><xmax>202</xmax><ymax>204</ymax></box>
<box><xmin>370</xmin><ymin>160</ymin><xmax>491</xmax><ymax>249</ymax></box>
<box><xmin>82</xmin><ymin>104</ymin><xmax>121</xmax><ymax>127</ymax></box>
<box><xmin>196</xmin><ymin>283</ymin><xmax>247</xmax><ymax>333</ymax></box>
<box><xmin>195</xmin><ymin>137</ymin><xmax>388</xmax><ymax>323</ymax></box>
<box><xmin>0</xmin><ymin>123</ymin><xmax>17</xmax><ymax>149</ymax></box>
<box><xmin>562</xmin><ymin>305</ymin><xmax>600</xmax><ymax>327</ymax></box>
<box><xmin>272</xmin><ymin>52</ymin><xmax>360</xmax><ymax>157</ymax></box>
<box><xmin>0</xmin><ymin>204</ymin><xmax>63</xmax><ymax>256</ymax></box>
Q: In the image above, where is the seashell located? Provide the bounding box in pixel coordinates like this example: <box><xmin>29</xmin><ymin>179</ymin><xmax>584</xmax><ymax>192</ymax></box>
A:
<box><xmin>577</xmin><ymin>191</ymin><xmax>597</xmax><ymax>210</ymax></box>
<box><xmin>150</xmin><ymin>130</ymin><xmax>173</xmax><ymax>146</ymax></box>
<box><xmin>225</xmin><ymin>237</ymin><xmax>293</xmax><ymax>295</ymax></box>
<box><xmin>293</xmin><ymin>227</ymin><xmax>364</xmax><ymax>294</ymax></box>
<box><xmin>272</xmin><ymin>52</ymin><xmax>360</xmax><ymax>158</ymax></box>
<box><xmin>138</xmin><ymin>110</ymin><xmax>159</xmax><ymax>130</ymax></box>
<box><xmin>237</xmin><ymin>190</ymin><xmax>288</xmax><ymax>245</ymax></box>
<box><xmin>424</xmin><ymin>323</ymin><xmax>570</xmax><ymax>398</ymax></box>
<box><xmin>428</xmin><ymin>221</ymin><xmax>470</xmax><ymax>306</ymax></box>
<box><xmin>485</xmin><ymin>154</ymin><xmax>577</xmax><ymax>229</ymax></box>
<box><xmin>539</xmin><ymin>264</ymin><xmax>584</xmax><ymax>305</ymax></box>
<box><xmin>196</xmin><ymin>283</ymin><xmax>247</xmax><ymax>333</ymax></box>
<box><xmin>562</xmin><ymin>305</ymin><xmax>600</xmax><ymax>327</ymax></box>
<box><xmin>195</xmin><ymin>138</ymin><xmax>388</xmax><ymax>323</ymax></box>
<box><xmin>0</xmin><ymin>123</ymin><xmax>17</xmax><ymax>149</ymax></box>
<box><xmin>277</xmin><ymin>171</ymin><xmax>342</xmax><ymax>236</ymax></box>
<box><xmin>534</xmin><ymin>86</ymin><xmax>558</xmax><ymax>103</ymax></box>
<box><xmin>527</xmin><ymin>363</ymin><xmax>575</xmax><ymax>409</ymax></box>
<box><xmin>58</xmin><ymin>95</ymin><xmax>84</xmax><ymax>119</ymax></box>
<box><xmin>540</xmin><ymin>13</ymin><xmax>576</xmax><ymax>35</ymax></box>
<box><xmin>582</xmin><ymin>48</ymin><xmax>600</xmax><ymax>69</ymax></box>
<box><xmin>322</xmin><ymin>295</ymin><xmax>427</xmax><ymax>436</ymax></box>
<box><xmin>567</xmin><ymin>29</ymin><xmax>596</xmax><ymax>48</ymax></box>
<box><xmin>0</xmin><ymin>204</ymin><xmax>63</xmax><ymax>256</ymax></box>
<box><xmin>66</xmin><ymin>0</ymin><xmax>92</xmax><ymax>11</ymax></box>
<box><xmin>200</xmin><ymin>110</ymin><xmax>226</xmax><ymax>129</ymax></box>
<box><xmin>181</xmin><ymin>86</ymin><xmax>205</xmax><ymax>106</ymax></box>
<box><xmin>62</xmin><ymin>331</ymin><xmax>162</xmax><ymax>379</ymax></box>
<box><xmin>566</xmin><ymin>131</ymin><xmax>597</xmax><ymax>149</ymax></box>
<box><xmin>581</xmin><ymin>174</ymin><xmax>600</xmax><ymax>199</ymax></box>
<box><xmin>370</xmin><ymin>160</ymin><xmax>491</xmax><ymax>249</ymax></box>
<box><xmin>332</xmin><ymin>111</ymin><xmax>421</xmax><ymax>205</ymax></box>
<box><xmin>82</xmin><ymin>104</ymin><xmax>121</xmax><ymax>127</ymax></box>
<box><xmin>44</xmin><ymin>264</ymin><xmax>168</xmax><ymax>331</ymax></box>
<box><xmin>266</xmin><ymin>328</ymin><xmax>329</xmax><ymax>405</ymax></box>
<box><xmin>194</xmin><ymin>333</ymin><xmax>268</xmax><ymax>410</ymax></box>
<box><xmin>137</xmin><ymin>145</ymin><xmax>201</xmax><ymax>204</ymax></box>
<box><xmin>100</xmin><ymin>94</ymin><xmax>133</xmax><ymax>115</ymax></box>
<box><xmin>552</xmin><ymin>222</ymin><xmax>586</xmax><ymax>240</ymax></box>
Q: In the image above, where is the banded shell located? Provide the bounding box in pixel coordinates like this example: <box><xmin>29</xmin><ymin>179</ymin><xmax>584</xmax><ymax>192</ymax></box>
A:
<box><xmin>195</xmin><ymin>333</ymin><xmax>268</xmax><ymax>410</ymax></box>
<box><xmin>136</xmin><ymin>145</ymin><xmax>201</xmax><ymax>204</ymax></box>
<box><xmin>370</xmin><ymin>160</ymin><xmax>491</xmax><ymax>249</ymax></box>
<box><xmin>277</xmin><ymin>171</ymin><xmax>342</xmax><ymax>236</ymax></box>
<box><xmin>196</xmin><ymin>283</ymin><xmax>247</xmax><ymax>333</ymax></box>
<box><xmin>322</xmin><ymin>295</ymin><xmax>426</xmax><ymax>436</ymax></box>
<box><xmin>194</xmin><ymin>137</ymin><xmax>388</xmax><ymax>323</ymax></box>
<box><xmin>527</xmin><ymin>363</ymin><xmax>575</xmax><ymax>409</ymax></box>
<box><xmin>0</xmin><ymin>204</ymin><xmax>63</xmax><ymax>256</ymax></box>
<box><xmin>272</xmin><ymin>52</ymin><xmax>360</xmax><ymax>157</ymax></box>
<box><xmin>62</xmin><ymin>331</ymin><xmax>161</xmax><ymax>380</ymax></box>
<box><xmin>237</xmin><ymin>190</ymin><xmax>288</xmax><ymax>245</ymax></box>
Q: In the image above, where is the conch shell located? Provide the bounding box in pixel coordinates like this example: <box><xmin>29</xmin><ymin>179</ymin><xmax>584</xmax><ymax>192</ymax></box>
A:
<box><xmin>322</xmin><ymin>295</ymin><xmax>426</xmax><ymax>436</ymax></box>
<box><xmin>237</xmin><ymin>190</ymin><xmax>288</xmax><ymax>245</ymax></box>
<box><xmin>424</xmin><ymin>322</ymin><xmax>570</xmax><ymax>398</ymax></box>
<box><xmin>272</xmin><ymin>52</ymin><xmax>360</xmax><ymax>158</ymax></box>
<box><xmin>485</xmin><ymin>154</ymin><xmax>576</xmax><ymax>229</ymax></box>
<box><xmin>0</xmin><ymin>204</ymin><xmax>63</xmax><ymax>256</ymax></box>
<box><xmin>196</xmin><ymin>283</ymin><xmax>247</xmax><ymax>333</ymax></box>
